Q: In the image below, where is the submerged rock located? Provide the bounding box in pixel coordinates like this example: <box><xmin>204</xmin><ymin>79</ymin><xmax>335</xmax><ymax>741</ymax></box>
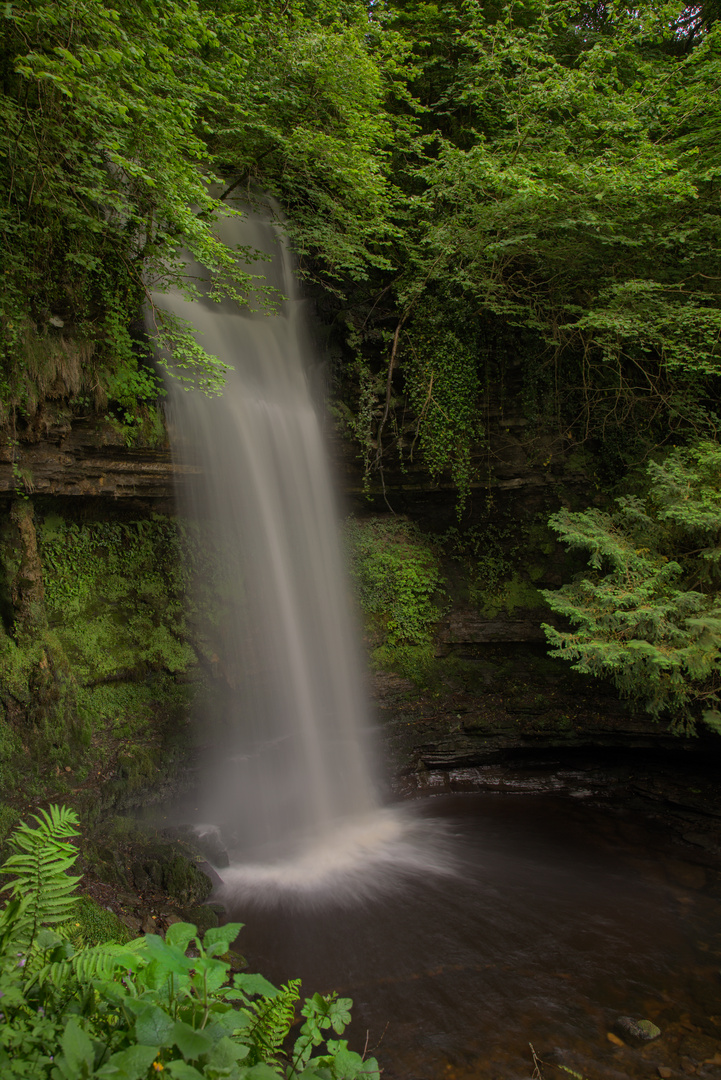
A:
<box><xmin>615</xmin><ymin>1016</ymin><xmax>661</xmax><ymax>1043</ymax></box>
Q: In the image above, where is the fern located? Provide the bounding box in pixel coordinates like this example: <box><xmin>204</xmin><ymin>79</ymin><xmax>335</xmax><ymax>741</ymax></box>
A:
<box><xmin>70</xmin><ymin>937</ymin><xmax>147</xmax><ymax>984</ymax></box>
<box><xmin>36</xmin><ymin>936</ymin><xmax>150</xmax><ymax>991</ymax></box>
<box><xmin>0</xmin><ymin>805</ymin><xmax>81</xmax><ymax>951</ymax></box>
<box><xmin>247</xmin><ymin>977</ymin><xmax>301</xmax><ymax>1065</ymax></box>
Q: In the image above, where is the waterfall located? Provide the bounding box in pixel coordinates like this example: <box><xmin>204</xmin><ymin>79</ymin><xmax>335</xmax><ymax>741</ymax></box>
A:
<box><xmin>157</xmin><ymin>197</ymin><xmax>453</xmax><ymax>905</ymax></box>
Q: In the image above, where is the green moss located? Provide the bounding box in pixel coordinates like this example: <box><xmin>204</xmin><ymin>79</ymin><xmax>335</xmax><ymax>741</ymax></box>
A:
<box><xmin>0</xmin><ymin>804</ymin><xmax>19</xmax><ymax>845</ymax></box>
<box><xmin>162</xmin><ymin>855</ymin><xmax>213</xmax><ymax>906</ymax></box>
<box><xmin>181</xmin><ymin>904</ymin><xmax>219</xmax><ymax>934</ymax></box>
<box><xmin>39</xmin><ymin>516</ymin><xmax>195</xmax><ymax>682</ymax></box>
<box><xmin>59</xmin><ymin>894</ymin><xmax>133</xmax><ymax>948</ymax></box>
<box><xmin>0</xmin><ymin>509</ymin><xmax>219</xmax><ymax>795</ymax></box>
<box><xmin>442</xmin><ymin>517</ymin><xmax>556</xmax><ymax>619</ymax></box>
<box><xmin>480</xmin><ymin>572</ymin><xmax>546</xmax><ymax>618</ymax></box>
<box><xmin>371</xmin><ymin>642</ymin><xmax>437</xmax><ymax>683</ymax></box>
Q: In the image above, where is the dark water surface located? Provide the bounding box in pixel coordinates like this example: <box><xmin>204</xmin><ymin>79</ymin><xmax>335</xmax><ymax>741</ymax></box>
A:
<box><xmin>224</xmin><ymin>793</ymin><xmax>721</xmax><ymax>1080</ymax></box>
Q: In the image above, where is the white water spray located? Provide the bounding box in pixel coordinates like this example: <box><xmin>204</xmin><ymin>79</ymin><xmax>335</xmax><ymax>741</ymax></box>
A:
<box><xmin>159</xmin><ymin>198</ymin><xmax>454</xmax><ymax>903</ymax></box>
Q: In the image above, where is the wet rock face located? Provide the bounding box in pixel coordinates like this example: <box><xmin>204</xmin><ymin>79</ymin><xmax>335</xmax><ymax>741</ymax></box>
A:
<box><xmin>440</xmin><ymin>602</ymin><xmax>548</xmax><ymax>644</ymax></box>
<box><xmin>130</xmin><ymin>848</ymin><xmax>213</xmax><ymax>906</ymax></box>
<box><xmin>0</xmin><ymin>419</ymin><xmax>180</xmax><ymax>499</ymax></box>
<box><xmin>371</xmin><ymin>645</ymin><xmax>701</xmax><ymax>782</ymax></box>
<box><xmin>87</xmin><ymin>828</ymin><xmax>213</xmax><ymax>908</ymax></box>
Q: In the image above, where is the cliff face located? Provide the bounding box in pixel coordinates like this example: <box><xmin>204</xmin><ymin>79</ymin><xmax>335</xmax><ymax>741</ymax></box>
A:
<box><xmin>0</xmin><ymin>419</ymin><xmax>182</xmax><ymax>501</ymax></box>
<box><xmin>0</xmin><ymin>409</ymin><xmax>590</xmax><ymax>655</ymax></box>
<box><xmin>1</xmin><ymin>398</ymin><xmax>592</xmax><ymax>509</ymax></box>
<box><xmin>0</xmin><ymin>408</ymin><xmax>683</xmax><ymax>804</ymax></box>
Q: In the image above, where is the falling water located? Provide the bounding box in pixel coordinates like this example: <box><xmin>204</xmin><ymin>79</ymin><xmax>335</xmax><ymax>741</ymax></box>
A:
<box><xmin>158</xmin><ymin>198</ymin><xmax>452</xmax><ymax>904</ymax></box>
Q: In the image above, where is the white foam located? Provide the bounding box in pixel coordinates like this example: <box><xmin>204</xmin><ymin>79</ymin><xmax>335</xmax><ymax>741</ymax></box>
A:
<box><xmin>213</xmin><ymin>807</ymin><xmax>457</xmax><ymax>908</ymax></box>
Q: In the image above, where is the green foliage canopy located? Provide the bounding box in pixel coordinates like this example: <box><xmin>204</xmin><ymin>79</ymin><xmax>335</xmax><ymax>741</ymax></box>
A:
<box><xmin>3</xmin><ymin>0</ymin><xmax>721</xmax><ymax>504</ymax></box>
<box><xmin>324</xmin><ymin>0</ymin><xmax>718</xmax><ymax>504</ymax></box>
<box><xmin>0</xmin><ymin>0</ymin><xmax>403</xmax><ymax>415</ymax></box>
<box><xmin>385</xmin><ymin>0</ymin><xmax>721</xmax><ymax>458</ymax></box>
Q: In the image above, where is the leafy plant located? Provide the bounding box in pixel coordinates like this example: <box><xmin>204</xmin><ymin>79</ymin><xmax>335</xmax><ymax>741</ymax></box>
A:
<box><xmin>345</xmin><ymin>516</ymin><xmax>446</xmax><ymax>681</ymax></box>
<box><xmin>0</xmin><ymin>806</ymin><xmax>380</xmax><ymax>1079</ymax></box>
<box><xmin>0</xmin><ymin>805</ymin><xmax>81</xmax><ymax>953</ymax></box>
<box><xmin>541</xmin><ymin>440</ymin><xmax>721</xmax><ymax>730</ymax></box>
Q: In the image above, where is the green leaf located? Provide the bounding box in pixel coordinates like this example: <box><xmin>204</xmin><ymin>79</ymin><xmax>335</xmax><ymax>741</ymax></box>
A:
<box><xmin>165</xmin><ymin>1062</ymin><xmax>204</xmax><ymax>1080</ymax></box>
<box><xmin>132</xmin><ymin>1001</ymin><xmax>177</xmax><ymax>1046</ymax></box>
<box><xmin>233</xmin><ymin>972</ymin><xmax>281</xmax><ymax>998</ymax></box>
<box><xmin>328</xmin><ymin>998</ymin><xmax>352</xmax><ymax>1034</ymax></box>
<box><xmin>36</xmin><ymin>927</ymin><xmax>63</xmax><ymax>950</ymax></box>
<box><xmin>61</xmin><ymin>1017</ymin><xmax>94</xmax><ymax>1075</ymax></box>
<box><xmin>165</xmin><ymin>921</ymin><xmax>199</xmax><ymax>953</ymax></box>
<box><xmin>96</xmin><ymin>1044</ymin><xmax>161</xmax><ymax>1080</ymax></box>
<box><xmin>172</xmin><ymin>1020</ymin><xmax>214</xmax><ymax>1061</ymax></box>
<box><xmin>208</xmin><ymin>1036</ymin><xmax>250</xmax><ymax>1068</ymax></box>
<box><xmin>144</xmin><ymin>934</ymin><xmax>193</xmax><ymax>975</ymax></box>
<box><xmin>203</xmin><ymin>922</ymin><xmax>243</xmax><ymax>956</ymax></box>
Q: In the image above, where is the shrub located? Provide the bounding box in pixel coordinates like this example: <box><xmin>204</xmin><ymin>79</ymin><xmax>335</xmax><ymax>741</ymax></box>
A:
<box><xmin>541</xmin><ymin>440</ymin><xmax>721</xmax><ymax>731</ymax></box>
<box><xmin>347</xmin><ymin>516</ymin><xmax>444</xmax><ymax>628</ymax></box>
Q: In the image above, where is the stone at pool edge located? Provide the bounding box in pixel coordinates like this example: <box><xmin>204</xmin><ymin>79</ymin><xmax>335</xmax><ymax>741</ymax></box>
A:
<box><xmin>615</xmin><ymin>1017</ymin><xmax>662</xmax><ymax>1043</ymax></box>
<box><xmin>129</xmin><ymin>845</ymin><xmax>213</xmax><ymax>906</ymax></box>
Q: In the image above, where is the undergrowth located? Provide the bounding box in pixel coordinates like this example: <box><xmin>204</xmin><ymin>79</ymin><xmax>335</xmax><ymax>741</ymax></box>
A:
<box><xmin>345</xmin><ymin>516</ymin><xmax>446</xmax><ymax>682</ymax></box>
<box><xmin>0</xmin><ymin>806</ymin><xmax>380</xmax><ymax>1079</ymax></box>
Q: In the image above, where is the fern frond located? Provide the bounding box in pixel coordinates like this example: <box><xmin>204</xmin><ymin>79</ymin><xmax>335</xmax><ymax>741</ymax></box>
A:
<box><xmin>71</xmin><ymin>939</ymin><xmax>148</xmax><ymax>984</ymax></box>
<box><xmin>248</xmin><ymin>978</ymin><xmax>301</xmax><ymax>1064</ymax></box>
<box><xmin>0</xmin><ymin>805</ymin><xmax>81</xmax><ymax>952</ymax></box>
<box><xmin>37</xmin><ymin>936</ymin><xmax>148</xmax><ymax>992</ymax></box>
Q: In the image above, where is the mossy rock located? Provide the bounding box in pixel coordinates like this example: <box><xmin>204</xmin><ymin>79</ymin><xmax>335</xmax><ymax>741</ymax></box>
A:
<box><xmin>61</xmin><ymin>895</ymin><xmax>133</xmax><ymax>948</ymax></box>
<box><xmin>129</xmin><ymin>845</ymin><xmax>212</xmax><ymax>905</ymax></box>
<box><xmin>162</xmin><ymin>854</ymin><xmax>213</xmax><ymax>905</ymax></box>
<box><xmin>180</xmin><ymin>903</ymin><xmax>219</xmax><ymax>935</ymax></box>
<box><xmin>92</xmin><ymin>844</ymin><xmax>131</xmax><ymax>888</ymax></box>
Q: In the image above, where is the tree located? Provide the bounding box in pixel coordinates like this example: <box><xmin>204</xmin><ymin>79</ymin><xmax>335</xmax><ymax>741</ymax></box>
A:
<box><xmin>541</xmin><ymin>440</ymin><xmax>721</xmax><ymax>731</ymax></box>
<box><xmin>0</xmin><ymin>0</ymin><xmax>402</xmax><ymax>424</ymax></box>
<box><xmin>345</xmin><ymin>0</ymin><xmax>721</xmax><ymax>500</ymax></box>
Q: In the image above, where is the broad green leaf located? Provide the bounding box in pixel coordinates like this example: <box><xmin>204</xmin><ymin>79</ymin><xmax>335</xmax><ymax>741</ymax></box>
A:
<box><xmin>96</xmin><ymin>1044</ymin><xmax>160</xmax><ymax>1080</ymax></box>
<box><xmin>243</xmin><ymin>1064</ymin><xmax>286</xmax><ymax>1079</ymax></box>
<box><xmin>172</xmin><ymin>1020</ymin><xmax>214</xmax><ymax>1060</ymax></box>
<box><xmin>203</xmin><ymin>922</ymin><xmax>243</xmax><ymax>955</ymax></box>
<box><xmin>144</xmin><ymin>934</ymin><xmax>194</xmax><ymax>975</ymax></box>
<box><xmin>233</xmin><ymin>972</ymin><xmax>281</xmax><ymax>998</ymax></box>
<box><xmin>132</xmin><ymin>1001</ymin><xmax>177</xmax><ymax>1046</ymax></box>
<box><xmin>166</xmin><ymin>922</ymin><xmax>199</xmax><ymax>953</ymax></box>
<box><xmin>61</xmin><ymin>1017</ymin><xmax>94</xmax><ymax>1075</ymax></box>
<box><xmin>36</xmin><ymin>927</ymin><xmax>63</xmax><ymax>950</ymax></box>
<box><xmin>165</xmin><ymin>1062</ymin><xmax>204</xmax><ymax>1080</ymax></box>
<box><xmin>208</xmin><ymin>1035</ymin><xmax>250</xmax><ymax>1067</ymax></box>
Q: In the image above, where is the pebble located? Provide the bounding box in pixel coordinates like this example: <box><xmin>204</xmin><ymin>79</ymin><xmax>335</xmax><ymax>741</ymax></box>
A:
<box><xmin>658</xmin><ymin>1069</ymin><xmax>672</xmax><ymax>1079</ymax></box>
